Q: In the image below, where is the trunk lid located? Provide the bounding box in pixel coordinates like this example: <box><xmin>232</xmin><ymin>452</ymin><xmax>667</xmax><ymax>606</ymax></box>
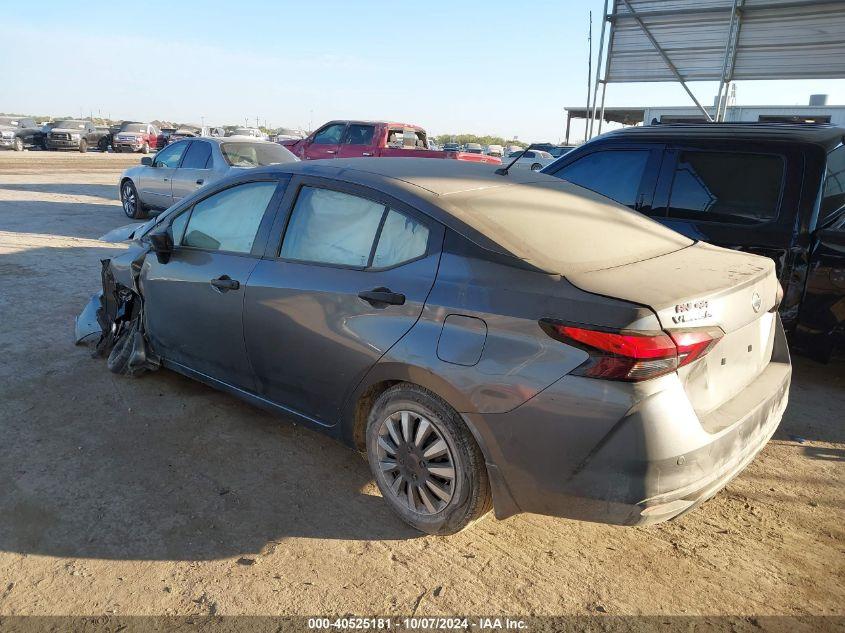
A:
<box><xmin>567</xmin><ymin>242</ymin><xmax>780</xmax><ymax>415</ymax></box>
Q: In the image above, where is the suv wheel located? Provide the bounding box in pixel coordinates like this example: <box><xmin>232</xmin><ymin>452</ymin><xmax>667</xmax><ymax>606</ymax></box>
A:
<box><xmin>13</xmin><ymin>137</ymin><xmax>23</xmax><ymax>152</ymax></box>
<box><xmin>79</xmin><ymin>139</ymin><xmax>88</xmax><ymax>153</ymax></box>
<box><xmin>98</xmin><ymin>137</ymin><xmax>109</xmax><ymax>152</ymax></box>
<box><xmin>121</xmin><ymin>181</ymin><xmax>146</xmax><ymax>219</ymax></box>
<box><xmin>141</xmin><ymin>142</ymin><xmax>150</xmax><ymax>154</ymax></box>
<box><xmin>366</xmin><ymin>383</ymin><xmax>491</xmax><ymax>535</ymax></box>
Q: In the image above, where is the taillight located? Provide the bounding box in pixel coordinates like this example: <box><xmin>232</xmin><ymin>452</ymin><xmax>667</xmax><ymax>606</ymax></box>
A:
<box><xmin>539</xmin><ymin>320</ymin><xmax>723</xmax><ymax>382</ymax></box>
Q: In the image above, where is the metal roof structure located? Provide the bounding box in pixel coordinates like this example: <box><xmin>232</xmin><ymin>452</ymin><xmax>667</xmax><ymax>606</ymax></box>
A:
<box><xmin>586</xmin><ymin>0</ymin><xmax>845</xmax><ymax>135</ymax></box>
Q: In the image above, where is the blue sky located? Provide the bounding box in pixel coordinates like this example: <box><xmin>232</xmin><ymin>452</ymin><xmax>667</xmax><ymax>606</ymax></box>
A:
<box><xmin>3</xmin><ymin>0</ymin><xmax>844</xmax><ymax>142</ymax></box>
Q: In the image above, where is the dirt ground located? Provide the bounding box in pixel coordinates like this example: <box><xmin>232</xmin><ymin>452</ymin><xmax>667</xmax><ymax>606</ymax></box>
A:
<box><xmin>0</xmin><ymin>152</ymin><xmax>842</xmax><ymax>624</ymax></box>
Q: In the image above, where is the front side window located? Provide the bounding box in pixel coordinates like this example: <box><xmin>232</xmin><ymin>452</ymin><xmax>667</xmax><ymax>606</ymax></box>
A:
<box><xmin>821</xmin><ymin>145</ymin><xmax>845</xmax><ymax>224</ymax></box>
<box><xmin>181</xmin><ymin>181</ymin><xmax>277</xmax><ymax>253</ymax></box>
<box><xmin>181</xmin><ymin>141</ymin><xmax>212</xmax><ymax>169</ymax></box>
<box><xmin>344</xmin><ymin>124</ymin><xmax>375</xmax><ymax>145</ymax></box>
<box><xmin>554</xmin><ymin>150</ymin><xmax>650</xmax><ymax>208</ymax></box>
<box><xmin>153</xmin><ymin>141</ymin><xmax>187</xmax><ymax>168</ymax></box>
<box><xmin>668</xmin><ymin>151</ymin><xmax>784</xmax><ymax>224</ymax></box>
<box><xmin>312</xmin><ymin>123</ymin><xmax>346</xmax><ymax>145</ymax></box>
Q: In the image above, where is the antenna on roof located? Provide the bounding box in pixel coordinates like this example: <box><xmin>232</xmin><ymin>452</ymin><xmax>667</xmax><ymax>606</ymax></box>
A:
<box><xmin>494</xmin><ymin>148</ymin><xmax>527</xmax><ymax>176</ymax></box>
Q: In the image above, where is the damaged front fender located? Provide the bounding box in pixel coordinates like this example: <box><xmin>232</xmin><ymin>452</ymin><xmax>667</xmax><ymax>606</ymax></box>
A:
<box><xmin>74</xmin><ymin>291</ymin><xmax>104</xmax><ymax>344</ymax></box>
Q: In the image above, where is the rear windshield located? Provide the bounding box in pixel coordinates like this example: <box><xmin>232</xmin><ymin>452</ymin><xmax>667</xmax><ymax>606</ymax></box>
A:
<box><xmin>220</xmin><ymin>142</ymin><xmax>294</xmax><ymax>167</ymax></box>
<box><xmin>120</xmin><ymin>123</ymin><xmax>147</xmax><ymax>133</ymax></box>
<box><xmin>667</xmin><ymin>150</ymin><xmax>784</xmax><ymax>224</ymax></box>
<box><xmin>449</xmin><ymin>179</ymin><xmax>692</xmax><ymax>275</ymax></box>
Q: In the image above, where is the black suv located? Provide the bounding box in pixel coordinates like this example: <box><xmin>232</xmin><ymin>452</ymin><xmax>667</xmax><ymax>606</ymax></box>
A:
<box><xmin>543</xmin><ymin>123</ymin><xmax>845</xmax><ymax>360</ymax></box>
<box><xmin>0</xmin><ymin>116</ymin><xmax>42</xmax><ymax>151</ymax></box>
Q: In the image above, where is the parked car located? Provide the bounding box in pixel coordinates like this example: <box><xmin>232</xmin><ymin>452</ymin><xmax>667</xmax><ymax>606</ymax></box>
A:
<box><xmin>529</xmin><ymin>142</ymin><xmax>576</xmax><ymax>158</ymax></box>
<box><xmin>463</xmin><ymin>143</ymin><xmax>483</xmax><ymax>154</ymax></box>
<box><xmin>485</xmin><ymin>144</ymin><xmax>504</xmax><ymax>158</ymax></box>
<box><xmin>503</xmin><ymin>148</ymin><xmax>555</xmax><ymax>171</ymax></box>
<box><xmin>118</xmin><ymin>137</ymin><xmax>297</xmax><ymax>219</ymax></box>
<box><xmin>0</xmin><ymin>116</ymin><xmax>42</xmax><ymax>151</ymax></box>
<box><xmin>78</xmin><ymin>158</ymin><xmax>790</xmax><ymax>535</ymax></box>
<box><xmin>226</xmin><ymin>127</ymin><xmax>266</xmax><ymax>139</ymax></box>
<box><xmin>112</xmin><ymin>122</ymin><xmax>165</xmax><ymax>154</ymax></box>
<box><xmin>282</xmin><ymin>121</ymin><xmax>501</xmax><ymax>164</ymax></box>
<box><xmin>542</xmin><ymin>122</ymin><xmax>845</xmax><ymax>360</ymax></box>
<box><xmin>442</xmin><ymin>142</ymin><xmax>460</xmax><ymax>152</ymax></box>
<box><xmin>44</xmin><ymin>119</ymin><xmax>108</xmax><ymax>152</ymax></box>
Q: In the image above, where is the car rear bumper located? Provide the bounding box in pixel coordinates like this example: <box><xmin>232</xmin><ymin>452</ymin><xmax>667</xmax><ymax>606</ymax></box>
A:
<box><xmin>468</xmin><ymin>315</ymin><xmax>791</xmax><ymax>525</ymax></box>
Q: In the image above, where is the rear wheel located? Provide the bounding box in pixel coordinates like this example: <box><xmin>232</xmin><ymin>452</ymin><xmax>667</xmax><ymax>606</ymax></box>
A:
<box><xmin>79</xmin><ymin>139</ymin><xmax>88</xmax><ymax>153</ymax></box>
<box><xmin>366</xmin><ymin>383</ymin><xmax>491</xmax><ymax>535</ymax></box>
<box><xmin>530</xmin><ymin>162</ymin><xmax>542</xmax><ymax>171</ymax></box>
<box><xmin>98</xmin><ymin>137</ymin><xmax>109</xmax><ymax>152</ymax></box>
<box><xmin>13</xmin><ymin>137</ymin><xmax>23</xmax><ymax>152</ymax></box>
<box><xmin>141</xmin><ymin>142</ymin><xmax>150</xmax><ymax>154</ymax></box>
<box><xmin>121</xmin><ymin>180</ymin><xmax>146</xmax><ymax>219</ymax></box>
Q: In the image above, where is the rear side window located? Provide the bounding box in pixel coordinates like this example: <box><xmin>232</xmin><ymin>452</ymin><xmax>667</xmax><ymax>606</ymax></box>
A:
<box><xmin>822</xmin><ymin>145</ymin><xmax>845</xmax><ymax>223</ymax></box>
<box><xmin>280</xmin><ymin>186</ymin><xmax>430</xmax><ymax>268</ymax></box>
<box><xmin>554</xmin><ymin>150</ymin><xmax>649</xmax><ymax>208</ymax></box>
<box><xmin>668</xmin><ymin>151</ymin><xmax>784</xmax><ymax>224</ymax></box>
<box><xmin>373</xmin><ymin>210</ymin><xmax>429</xmax><ymax>268</ymax></box>
<box><xmin>344</xmin><ymin>124</ymin><xmax>375</xmax><ymax>145</ymax></box>
<box><xmin>181</xmin><ymin>141</ymin><xmax>212</xmax><ymax>169</ymax></box>
<box><xmin>181</xmin><ymin>181</ymin><xmax>277</xmax><ymax>253</ymax></box>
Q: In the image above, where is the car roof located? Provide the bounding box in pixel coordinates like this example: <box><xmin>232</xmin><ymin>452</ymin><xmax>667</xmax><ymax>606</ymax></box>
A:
<box><xmin>249</xmin><ymin>158</ymin><xmax>692</xmax><ymax>274</ymax></box>
<box><xmin>596</xmin><ymin>122</ymin><xmax>845</xmax><ymax>150</ymax></box>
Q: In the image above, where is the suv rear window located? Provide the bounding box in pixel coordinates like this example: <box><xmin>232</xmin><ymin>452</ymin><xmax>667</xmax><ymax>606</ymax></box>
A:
<box><xmin>668</xmin><ymin>151</ymin><xmax>784</xmax><ymax>224</ymax></box>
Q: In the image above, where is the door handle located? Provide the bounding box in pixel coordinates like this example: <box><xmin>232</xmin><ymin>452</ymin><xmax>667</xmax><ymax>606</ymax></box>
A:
<box><xmin>196</xmin><ymin>179</ymin><xmax>204</xmax><ymax>185</ymax></box>
<box><xmin>358</xmin><ymin>287</ymin><xmax>405</xmax><ymax>306</ymax></box>
<box><xmin>163</xmin><ymin>177</ymin><xmax>169</xmax><ymax>182</ymax></box>
<box><xmin>210</xmin><ymin>275</ymin><xmax>240</xmax><ymax>291</ymax></box>
<box><xmin>362</xmin><ymin>152</ymin><xmax>372</xmax><ymax>156</ymax></box>
<box><xmin>326</xmin><ymin>149</ymin><xmax>337</xmax><ymax>154</ymax></box>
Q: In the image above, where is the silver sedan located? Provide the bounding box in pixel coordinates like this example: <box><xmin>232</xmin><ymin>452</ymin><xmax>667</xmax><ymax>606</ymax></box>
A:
<box><xmin>118</xmin><ymin>137</ymin><xmax>297</xmax><ymax>219</ymax></box>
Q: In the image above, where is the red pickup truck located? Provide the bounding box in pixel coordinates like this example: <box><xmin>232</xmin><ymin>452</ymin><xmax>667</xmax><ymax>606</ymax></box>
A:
<box><xmin>281</xmin><ymin>120</ymin><xmax>501</xmax><ymax>164</ymax></box>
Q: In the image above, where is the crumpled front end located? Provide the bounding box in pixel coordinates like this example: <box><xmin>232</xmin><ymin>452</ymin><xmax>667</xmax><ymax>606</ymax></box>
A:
<box><xmin>74</xmin><ymin>253</ymin><xmax>160</xmax><ymax>377</ymax></box>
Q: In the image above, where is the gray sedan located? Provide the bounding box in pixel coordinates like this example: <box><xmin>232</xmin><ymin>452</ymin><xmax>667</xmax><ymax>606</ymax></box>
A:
<box><xmin>118</xmin><ymin>137</ymin><xmax>297</xmax><ymax>219</ymax></box>
<box><xmin>78</xmin><ymin>158</ymin><xmax>790</xmax><ymax>534</ymax></box>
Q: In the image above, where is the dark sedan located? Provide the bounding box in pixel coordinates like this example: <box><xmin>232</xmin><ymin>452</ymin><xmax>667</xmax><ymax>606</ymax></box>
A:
<box><xmin>76</xmin><ymin>159</ymin><xmax>790</xmax><ymax>534</ymax></box>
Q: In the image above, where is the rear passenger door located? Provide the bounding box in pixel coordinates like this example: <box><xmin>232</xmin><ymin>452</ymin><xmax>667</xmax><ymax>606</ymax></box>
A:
<box><xmin>545</xmin><ymin>145</ymin><xmax>662</xmax><ymax>214</ymax></box>
<box><xmin>171</xmin><ymin>140</ymin><xmax>213</xmax><ymax>202</ymax></box>
<box><xmin>243</xmin><ymin>178</ymin><xmax>444</xmax><ymax>426</ymax></box>
<box><xmin>337</xmin><ymin>123</ymin><xmax>377</xmax><ymax>158</ymax></box>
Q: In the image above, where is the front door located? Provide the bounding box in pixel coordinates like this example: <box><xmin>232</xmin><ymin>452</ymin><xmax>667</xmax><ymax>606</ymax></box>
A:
<box><xmin>303</xmin><ymin>122</ymin><xmax>346</xmax><ymax>160</ymax></box>
<box><xmin>243</xmin><ymin>180</ymin><xmax>442</xmax><ymax>425</ymax></box>
<box><xmin>170</xmin><ymin>140</ymin><xmax>213</xmax><ymax>203</ymax></box>
<box><xmin>142</xmin><ymin>178</ymin><xmax>283</xmax><ymax>389</ymax></box>
<box><xmin>138</xmin><ymin>140</ymin><xmax>188</xmax><ymax>209</ymax></box>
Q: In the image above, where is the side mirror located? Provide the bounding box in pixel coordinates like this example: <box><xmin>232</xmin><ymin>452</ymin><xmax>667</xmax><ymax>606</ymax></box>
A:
<box><xmin>141</xmin><ymin>156</ymin><xmax>153</xmax><ymax>166</ymax></box>
<box><xmin>148</xmin><ymin>230</ymin><xmax>173</xmax><ymax>264</ymax></box>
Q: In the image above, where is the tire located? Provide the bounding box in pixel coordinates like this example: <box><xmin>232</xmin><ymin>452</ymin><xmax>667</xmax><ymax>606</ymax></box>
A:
<box><xmin>366</xmin><ymin>383</ymin><xmax>491</xmax><ymax>535</ymax></box>
<box><xmin>121</xmin><ymin>180</ymin><xmax>147</xmax><ymax>219</ymax></box>
<box><xmin>98</xmin><ymin>137</ymin><xmax>109</xmax><ymax>152</ymax></box>
<box><xmin>79</xmin><ymin>139</ymin><xmax>88</xmax><ymax>153</ymax></box>
<box><xmin>530</xmin><ymin>162</ymin><xmax>542</xmax><ymax>171</ymax></box>
<box><xmin>13</xmin><ymin>137</ymin><xmax>23</xmax><ymax>152</ymax></box>
<box><xmin>141</xmin><ymin>142</ymin><xmax>150</xmax><ymax>154</ymax></box>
